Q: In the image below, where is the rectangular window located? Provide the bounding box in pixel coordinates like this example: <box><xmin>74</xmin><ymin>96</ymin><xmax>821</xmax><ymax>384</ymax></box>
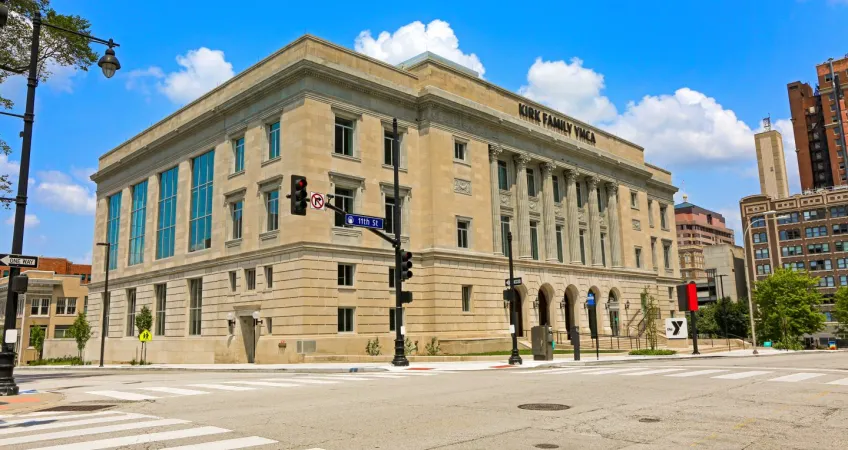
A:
<box><xmin>233</xmin><ymin>137</ymin><xmax>245</xmax><ymax>173</ymax></box>
<box><xmin>334</xmin><ymin>117</ymin><xmax>354</xmax><ymax>156</ymax></box>
<box><xmin>530</xmin><ymin>221</ymin><xmax>539</xmax><ymax>260</ymax></box>
<box><xmin>757</xmin><ymin>264</ymin><xmax>772</xmax><ymax>275</ymax></box>
<box><xmin>552</xmin><ymin>176</ymin><xmax>561</xmax><ymax>203</ymax></box>
<box><xmin>497</xmin><ymin>161</ymin><xmax>508</xmax><ymax>190</ymax></box>
<box><xmin>388</xmin><ymin>267</ymin><xmax>395</xmax><ymax>289</ymax></box>
<box><xmin>526</xmin><ymin>168</ymin><xmax>536</xmax><ymax>197</ymax></box>
<box><xmin>156</xmin><ymin>166</ymin><xmax>178</xmax><ymax>259</ymax></box>
<box><xmin>777</xmin><ymin>212</ymin><xmax>800</xmax><ymax>224</ymax></box>
<box><xmin>31</xmin><ymin>298</ymin><xmax>49</xmax><ymax>316</ymax></box>
<box><xmin>832</xmin><ymin>206</ymin><xmax>848</xmax><ymax>218</ymax></box>
<box><xmin>454</xmin><ymin>141</ymin><xmax>467</xmax><ymax>161</ymax></box>
<box><xmin>338</xmin><ymin>264</ymin><xmax>354</xmax><ymax>287</ymax></box>
<box><xmin>268</xmin><ymin>121</ymin><xmax>280</xmax><ymax>159</ymax></box>
<box><xmin>663</xmin><ymin>243</ymin><xmax>671</xmax><ymax>269</ymax></box>
<box><xmin>752</xmin><ymin>232</ymin><xmax>767</xmax><ymax>243</ymax></box>
<box><xmin>188</xmin><ymin>278</ymin><xmax>203</xmax><ymax>336</ymax></box>
<box><xmin>385</xmin><ymin>196</ymin><xmax>396</xmax><ymax>234</ymax></box>
<box><xmin>128</xmin><ymin>180</ymin><xmax>148</xmax><ymax>266</ymax></box>
<box><xmin>383</xmin><ymin>130</ymin><xmax>395</xmax><ymax>166</ymax></box>
<box><xmin>781</xmin><ymin>245</ymin><xmax>803</xmax><ymax>257</ymax></box>
<box><xmin>837</xmin><ymin>241</ymin><xmax>848</xmax><ymax>252</ymax></box>
<box><xmin>83</xmin><ymin>296</ymin><xmax>88</xmax><ymax>314</ymax></box>
<box><xmin>265</xmin><ymin>190</ymin><xmax>279</xmax><ymax>232</ymax></box>
<box><xmin>55</xmin><ymin>298</ymin><xmax>76</xmax><ymax>315</ymax></box>
<box><xmin>246</xmin><ymin>268</ymin><xmax>256</xmax><ymax>290</ymax></box>
<box><xmin>265</xmin><ymin>266</ymin><xmax>273</xmax><ymax>289</ymax></box>
<box><xmin>810</xmin><ymin>260</ymin><xmax>832</xmax><ymax>271</ymax></box>
<box><xmin>819</xmin><ymin>276</ymin><xmax>835</xmax><ymax>288</ymax></box>
<box><xmin>189</xmin><ymin>151</ymin><xmax>215</xmax><ymax>252</ymax></box>
<box><xmin>835</xmin><ymin>224</ymin><xmax>848</xmax><ymax>235</ymax></box>
<box><xmin>461</xmin><ymin>286</ymin><xmax>472</xmax><ymax>312</ymax></box>
<box><xmin>784</xmin><ymin>261</ymin><xmax>805</xmax><ymax>271</ymax></box>
<box><xmin>754</xmin><ymin>248</ymin><xmax>770</xmax><ymax>259</ymax></box>
<box><xmin>338</xmin><ymin>307</ymin><xmax>354</xmax><ymax>333</ymax></box>
<box><xmin>808</xmin><ymin>243</ymin><xmax>831</xmax><ymax>254</ymax></box>
<box><xmin>635</xmin><ymin>247</ymin><xmax>643</xmax><ymax>269</ymax></box>
<box><xmin>601</xmin><ymin>233</ymin><xmax>607</xmax><ymax>266</ymax></box>
<box><xmin>842</xmin><ymin>275</ymin><xmax>848</xmax><ymax>287</ymax></box>
<box><xmin>555</xmin><ymin>225</ymin><xmax>563</xmax><ymax>263</ymax></box>
<box><xmin>750</xmin><ymin>216</ymin><xmax>765</xmax><ymax>227</ymax></box>
<box><xmin>597</xmin><ymin>187</ymin><xmax>605</xmax><ymax>213</ymax></box>
<box><xmin>779</xmin><ymin>229</ymin><xmax>801</xmax><ymax>240</ymax></box>
<box><xmin>107</xmin><ymin>192</ymin><xmax>121</xmax><ymax>270</ymax></box>
<box><xmin>501</xmin><ymin>216</ymin><xmax>511</xmax><ymax>256</ymax></box>
<box><xmin>334</xmin><ymin>187</ymin><xmax>354</xmax><ymax>227</ymax></box>
<box><xmin>229</xmin><ymin>271</ymin><xmax>237</xmax><ymax>292</ymax></box>
<box><xmin>631</xmin><ymin>191</ymin><xmax>638</xmax><ymax>208</ymax></box>
<box><xmin>54</xmin><ymin>325</ymin><xmax>72</xmax><ymax>339</ymax></box>
<box><xmin>155</xmin><ymin>284</ymin><xmax>166</xmax><ymax>336</ymax></box>
<box><xmin>648</xmin><ymin>200</ymin><xmax>654</xmax><ymax>227</ymax></box>
<box><xmin>803</xmin><ymin>208</ymin><xmax>826</xmax><ymax>221</ymax></box>
<box><xmin>576</xmin><ymin>182</ymin><xmax>584</xmax><ymax>208</ymax></box>
<box><xmin>231</xmin><ymin>200</ymin><xmax>243</xmax><ymax>240</ymax></box>
<box><xmin>838</xmin><ymin>258</ymin><xmax>847</xmax><ymax>269</ymax></box>
<box><xmin>806</xmin><ymin>226</ymin><xmax>828</xmax><ymax>238</ymax></box>
<box><xmin>126</xmin><ymin>288</ymin><xmax>136</xmax><ymax>337</ymax></box>
<box><xmin>660</xmin><ymin>205</ymin><xmax>668</xmax><ymax>229</ymax></box>
<box><xmin>457</xmin><ymin>219</ymin><xmax>470</xmax><ymax>248</ymax></box>
<box><xmin>579</xmin><ymin>230</ymin><xmax>586</xmax><ymax>265</ymax></box>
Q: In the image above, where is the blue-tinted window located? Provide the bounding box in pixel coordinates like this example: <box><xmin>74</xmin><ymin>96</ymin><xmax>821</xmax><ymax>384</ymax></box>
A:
<box><xmin>128</xmin><ymin>181</ymin><xmax>148</xmax><ymax>265</ymax></box>
<box><xmin>233</xmin><ymin>137</ymin><xmax>245</xmax><ymax>173</ymax></box>
<box><xmin>268</xmin><ymin>122</ymin><xmax>280</xmax><ymax>159</ymax></box>
<box><xmin>157</xmin><ymin>167</ymin><xmax>178</xmax><ymax>259</ymax></box>
<box><xmin>107</xmin><ymin>193</ymin><xmax>122</xmax><ymax>270</ymax></box>
<box><xmin>190</xmin><ymin>151</ymin><xmax>215</xmax><ymax>252</ymax></box>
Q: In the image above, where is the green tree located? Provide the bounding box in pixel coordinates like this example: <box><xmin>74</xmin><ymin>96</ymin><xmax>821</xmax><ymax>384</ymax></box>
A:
<box><xmin>1</xmin><ymin>1</ymin><xmax>97</xmax><ymax>204</ymax></box>
<box><xmin>68</xmin><ymin>312</ymin><xmax>91</xmax><ymax>361</ymax></box>
<box><xmin>29</xmin><ymin>325</ymin><xmax>45</xmax><ymax>360</ymax></box>
<box><xmin>754</xmin><ymin>268</ymin><xmax>826</xmax><ymax>349</ymax></box>
<box><xmin>696</xmin><ymin>298</ymin><xmax>750</xmax><ymax>339</ymax></box>
<box><xmin>135</xmin><ymin>305</ymin><xmax>152</xmax><ymax>335</ymax></box>
<box><xmin>833</xmin><ymin>287</ymin><xmax>848</xmax><ymax>340</ymax></box>
<box><xmin>694</xmin><ymin>303</ymin><xmax>720</xmax><ymax>336</ymax></box>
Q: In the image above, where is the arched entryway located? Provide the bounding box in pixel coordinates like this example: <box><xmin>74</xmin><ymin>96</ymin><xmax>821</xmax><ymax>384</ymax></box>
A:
<box><xmin>607</xmin><ymin>289</ymin><xmax>621</xmax><ymax>337</ymax></box>
<box><xmin>588</xmin><ymin>286</ymin><xmax>602</xmax><ymax>337</ymax></box>
<box><xmin>538</xmin><ymin>290</ymin><xmax>549</xmax><ymax>326</ymax></box>
<box><xmin>563</xmin><ymin>285</ymin><xmax>579</xmax><ymax>340</ymax></box>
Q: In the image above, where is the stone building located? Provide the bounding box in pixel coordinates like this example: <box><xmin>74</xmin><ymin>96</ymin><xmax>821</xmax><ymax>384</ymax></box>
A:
<box><xmin>1</xmin><ymin>257</ymin><xmax>91</xmax><ymax>284</ymax></box>
<box><xmin>87</xmin><ymin>36</ymin><xmax>679</xmax><ymax>364</ymax></box>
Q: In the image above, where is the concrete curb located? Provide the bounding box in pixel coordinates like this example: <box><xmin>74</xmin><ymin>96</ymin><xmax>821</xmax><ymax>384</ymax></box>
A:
<box><xmin>533</xmin><ymin>349</ymin><xmax>840</xmax><ymax>369</ymax></box>
<box><xmin>14</xmin><ymin>366</ymin><xmax>390</xmax><ymax>374</ymax></box>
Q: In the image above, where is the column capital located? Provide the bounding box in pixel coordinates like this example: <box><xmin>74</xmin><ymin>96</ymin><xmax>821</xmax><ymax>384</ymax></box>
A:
<box><xmin>587</xmin><ymin>176</ymin><xmax>600</xmax><ymax>190</ymax></box>
<box><xmin>542</xmin><ymin>161</ymin><xmax>556</xmax><ymax>176</ymax></box>
<box><xmin>488</xmin><ymin>143</ymin><xmax>503</xmax><ymax>160</ymax></box>
<box><xmin>514</xmin><ymin>153</ymin><xmax>532</xmax><ymax>169</ymax></box>
<box><xmin>564</xmin><ymin>167</ymin><xmax>579</xmax><ymax>181</ymax></box>
<box><xmin>605</xmin><ymin>181</ymin><xmax>619</xmax><ymax>194</ymax></box>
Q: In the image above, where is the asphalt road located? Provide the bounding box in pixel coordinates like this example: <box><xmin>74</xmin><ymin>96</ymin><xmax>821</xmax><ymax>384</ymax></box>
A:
<box><xmin>5</xmin><ymin>352</ymin><xmax>848</xmax><ymax>449</ymax></box>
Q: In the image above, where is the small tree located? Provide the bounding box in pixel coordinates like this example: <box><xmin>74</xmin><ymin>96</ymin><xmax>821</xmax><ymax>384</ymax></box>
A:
<box><xmin>833</xmin><ymin>287</ymin><xmax>848</xmax><ymax>340</ymax></box>
<box><xmin>69</xmin><ymin>312</ymin><xmax>91</xmax><ymax>361</ymax></box>
<box><xmin>641</xmin><ymin>288</ymin><xmax>659</xmax><ymax>350</ymax></box>
<box><xmin>135</xmin><ymin>306</ymin><xmax>153</xmax><ymax>364</ymax></box>
<box><xmin>754</xmin><ymin>268</ymin><xmax>826</xmax><ymax>349</ymax></box>
<box><xmin>30</xmin><ymin>326</ymin><xmax>45</xmax><ymax>361</ymax></box>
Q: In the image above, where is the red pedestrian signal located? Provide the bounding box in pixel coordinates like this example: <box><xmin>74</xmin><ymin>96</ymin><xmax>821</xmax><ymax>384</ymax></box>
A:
<box><xmin>290</xmin><ymin>175</ymin><xmax>308</xmax><ymax>216</ymax></box>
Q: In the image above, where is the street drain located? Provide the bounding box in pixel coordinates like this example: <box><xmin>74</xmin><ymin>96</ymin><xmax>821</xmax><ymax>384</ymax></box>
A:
<box><xmin>639</xmin><ymin>417</ymin><xmax>661</xmax><ymax>423</ymax></box>
<box><xmin>535</xmin><ymin>445</ymin><xmax>560</xmax><ymax>449</ymax></box>
<box><xmin>39</xmin><ymin>404</ymin><xmax>115</xmax><ymax>412</ymax></box>
<box><xmin>518</xmin><ymin>403</ymin><xmax>570</xmax><ymax>411</ymax></box>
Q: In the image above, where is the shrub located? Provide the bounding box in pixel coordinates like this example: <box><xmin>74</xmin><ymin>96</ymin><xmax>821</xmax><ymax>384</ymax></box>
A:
<box><xmin>629</xmin><ymin>349</ymin><xmax>677</xmax><ymax>356</ymax></box>
<box><xmin>365</xmin><ymin>338</ymin><xmax>382</xmax><ymax>356</ymax></box>
<box><xmin>404</xmin><ymin>337</ymin><xmax>418</xmax><ymax>355</ymax></box>
<box><xmin>27</xmin><ymin>356</ymin><xmax>87</xmax><ymax>366</ymax></box>
<box><xmin>425</xmin><ymin>337</ymin><xmax>441</xmax><ymax>356</ymax></box>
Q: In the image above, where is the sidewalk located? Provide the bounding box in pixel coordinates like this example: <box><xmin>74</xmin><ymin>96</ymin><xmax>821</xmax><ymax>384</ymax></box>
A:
<box><xmin>12</xmin><ymin>348</ymin><xmax>827</xmax><ymax>373</ymax></box>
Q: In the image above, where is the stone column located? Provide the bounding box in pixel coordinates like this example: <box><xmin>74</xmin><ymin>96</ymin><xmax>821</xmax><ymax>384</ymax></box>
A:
<box><xmin>514</xmin><ymin>154</ymin><xmax>532</xmax><ymax>259</ymax></box>
<box><xmin>541</xmin><ymin>162</ymin><xmax>558</xmax><ymax>262</ymax></box>
<box><xmin>606</xmin><ymin>182</ymin><xmax>623</xmax><ymax>268</ymax></box>
<box><xmin>489</xmin><ymin>144</ymin><xmax>503</xmax><ymax>255</ymax></box>
<box><xmin>587</xmin><ymin>176</ymin><xmax>603</xmax><ymax>266</ymax></box>
<box><xmin>565</xmin><ymin>169</ymin><xmax>581</xmax><ymax>264</ymax></box>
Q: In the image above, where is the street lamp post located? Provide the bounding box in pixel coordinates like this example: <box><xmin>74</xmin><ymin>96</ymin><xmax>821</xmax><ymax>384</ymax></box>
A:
<box><xmin>742</xmin><ymin>210</ymin><xmax>785</xmax><ymax>356</ymax></box>
<box><xmin>0</xmin><ymin>12</ymin><xmax>120</xmax><ymax>394</ymax></box>
<box><xmin>507</xmin><ymin>232</ymin><xmax>522</xmax><ymax>365</ymax></box>
<box><xmin>96</xmin><ymin>243</ymin><xmax>111</xmax><ymax>367</ymax></box>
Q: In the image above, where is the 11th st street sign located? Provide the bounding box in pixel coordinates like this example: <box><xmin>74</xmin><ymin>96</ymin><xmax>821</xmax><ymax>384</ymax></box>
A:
<box><xmin>0</xmin><ymin>254</ymin><xmax>38</xmax><ymax>268</ymax></box>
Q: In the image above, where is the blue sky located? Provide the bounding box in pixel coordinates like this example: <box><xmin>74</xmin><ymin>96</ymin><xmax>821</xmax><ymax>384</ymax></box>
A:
<box><xmin>1</xmin><ymin>0</ymin><xmax>847</xmax><ymax>263</ymax></box>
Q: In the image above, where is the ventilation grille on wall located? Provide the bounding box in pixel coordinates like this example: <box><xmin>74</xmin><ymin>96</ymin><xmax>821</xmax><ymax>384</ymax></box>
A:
<box><xmin>296</xmin><ymin>340</ymin><xmax>317</xmax><ymax>354</ymax></box>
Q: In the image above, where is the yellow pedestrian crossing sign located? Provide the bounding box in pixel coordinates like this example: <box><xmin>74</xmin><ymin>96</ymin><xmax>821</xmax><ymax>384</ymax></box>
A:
<box><xmin>139</xmin><ymin>330</ymin><xmax>152</xmax><ymax>342</ymax></box>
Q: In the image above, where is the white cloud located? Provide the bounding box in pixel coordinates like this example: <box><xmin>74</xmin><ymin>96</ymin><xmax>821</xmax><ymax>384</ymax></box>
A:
<box><xmin>33</xmin><ymin>170</ymin><xmax>96</xmax><ymax>215</ymax></box>
<box><xmin>355</xmin><ymin>20</ymin><xmax>485</xmax><ymax>77</ymax></box>
<box><xmin>4</xmin><ymin>213</ymin><xmax>40</xmax><ymax>228</ymax></box>
<box><xmin>125</xmin><ymin>48</ymin><xmax>234</xmax><ymax>105</ymax></box>
<box><xmin>519</xmin><ymin>57</ymin><xmax>617</xmax><ymax>124</ymax></box>
<box><xmin>0</xmin><ymin>154</ymin><xmax>19</xmax><ymax>181</ymax></box>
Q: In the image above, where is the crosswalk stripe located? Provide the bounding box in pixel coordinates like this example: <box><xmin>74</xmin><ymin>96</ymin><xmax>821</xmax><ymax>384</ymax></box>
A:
<box><xmin>0</xmin><ymin>418</ymin><xmax>188</xmax><ymax>446</ymax></box>
<box><xmin>0</xmin><ymin>412</ymin><xmax>154</xmax><ymax>436</ymax></box>
<box><xmin>393</xmin><ymin>372</ymin><xmax>436</xmax><ymax>376</ymax></box>
<box><xmin>296</xmin><ymin>376</ymin><xmax>371</xmax><ymax>381</ymax></box>
<box><xmin>140</xmin><ymin>387</ymin><xmax>211</xmax><ymax>396</ymax></box>
<box><xmin>18</xmin><ymin>411</ymin><xmax>75</xmax><ymax>417</ymax></box>
<box><xmin>161</xmin><ymin>436</ymin><xmax>278</xmax><ymax>449</ymax></box>
<box><xmin>351</xmin><ymin>374</ymin><xmax>407</xmax><ymax>379</ymax></box>
<box><xmin>583</xmin><ymin>368</ymin><xmax>646</xmax><ymax>375</ymax></box>
<box><xmin>189</xmin><ymin>384</ymin><xmax>256</xmax><ymax>391</ymax></box>
<box><xmin>545</xmin><ymin>368</ymin><xmax>611</xmax><ymax>375</ymax></box>
<box><xmin>31</xmin><ymin>425</ymin><xmax>230</xmax><ymax>450</ymax></box>
<box><xmin>623</xmin><ymin>369</ymin><xmax>686</xmax><ymax>376</ymax></box>
<box><xmin>513</xmin><ymin>369</ymin><xmax>568</xmax><ymax>374</ymax></box>
<box><xmin>225</xmin><ymin>381</ymin><xmax>301</xmax><ymax>388</ymax></box>
<box><xmin>769</xmin><ymin>372</ymin><xmax>826</xmax><ymax>383</ymax></box>
<box><xmin>666</xmin><ymin>369</ymin><xmax>728</xmax><ymax>378</ymax></box>
<box><xmin>264</xmin><ymin>378</ymin><xmax>338</xmax><ymax>385</ymax></box>
<box><xmin>826</xmin><ymin>377</ymin><xmax>848</xmax><ymax>386</ymax></box>
<box><xmin>86</xmin><ymin>390</ymin><xmax>160</xmax><ymax>401</ymax></box>
<box><xmin>0</xmin><ymin>411</ymin><xmax>122</xmax><ymax>426</ymax></box>
<box><xmin>712</xmin><ymin>371</ymin><xmax>772</xmax><ymax>380</ymax></box>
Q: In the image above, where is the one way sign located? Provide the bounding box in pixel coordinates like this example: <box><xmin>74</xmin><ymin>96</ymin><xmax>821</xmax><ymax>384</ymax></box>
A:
<box><xmin>0</xmin><ymin>253</ymin><xmax>39</xmax><ymax>268</ymax></box>
<box><xmin>665</xmin><ymin>318</ymin><xmax>688</xmax><ymax>339</ymax></box>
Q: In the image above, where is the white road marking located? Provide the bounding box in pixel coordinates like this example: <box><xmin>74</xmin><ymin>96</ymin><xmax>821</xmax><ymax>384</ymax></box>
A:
<box><xmin>0</xmin><ymin>418</ymin><xmax>188</xmax><ymax>446</ymax></box>
<box><xmin>85</xmin><ymin>390</ymin><xmax>160</xmax><ymax>401</ymax></box>
<box><xmin>189</xmin><ymin>384</ymin><xmax>256</xmax><ymax>391</ymax></box>
<box><xmin>0</xmin><ymin>410</ymin><xmax>122</xmax><ymax>426</ymax></box>
<box><xmin>666</xmin><ymin>369</ymin><xmax>728</xmax><ymax>378</ymax></box>
<box><xmin>161</xmin><ymin>436</ymin><xmax>278</xmax><ymax>449</ymax></box>
<box><xmin>393</xmin><ymin>372</ymin><xmax>436</xmax><ymax>376</ymax></box>
<box><xmin>0</xmin><ymin>412</ymin><xmax>154</xmax><ymax>435</ymax></box>
<box><xmin>266</xmin><ymin>378</ymin><xmax>338</xmax><ymax>385</ymax></box>
<box><xmin>769</xmin><ymin>372</ymin><xmax>826</xmax><ymax>383</ymax></box>
<box><xmin>826</xmin><ymin>377</ymin><xmax>848</xmax><ymax>386</ymax></box>
<box><xmin>513</xmin><ymin>368</ymin><xmax>570</xmax><ymax>374</ymax></box>
<box><xmin>583</xmin><ymin>368</ymin><xmax>646</xmax><ymax>375</ymax></box>
<box><xmin>545</xmin><ymin>368</ymin><xmax>613</xmax><ymax>375</ymax></box>
<box><xmin>623</xmin><ymin>369</ymin><xmax>686</xmax><ymax>376</ymax></box>
<box><xmin>297</xmin><ymin>376</ymin><xmax>371</xmax><ymax>381</ymax></box>
<box><xmin>140</xmin><ymin>387</ymin><xmax>211</xmax><ymax>396</ymax></box>
<box><xmin>350</xmin><ymin>374</ymin><xmax>407</xmax><ymax>379</ymax></box>
<box><xmin>32</xmin><ymin>425</ymin><xmax>230</xmax><ymax>450</ymax></box>
<box><xmin>712</xmin><ymin>371</ymin><xmax>773</xmax><ymax>380</ymax></box>
<box><xmin>225</xmin><ymin>381</ymin><xmax>301</xmax><ymax>388</ymax></box>
<box><xmin>17</xmin><ymin>411</ymin><xmax>74</xmax><ymax>417</ymax></box>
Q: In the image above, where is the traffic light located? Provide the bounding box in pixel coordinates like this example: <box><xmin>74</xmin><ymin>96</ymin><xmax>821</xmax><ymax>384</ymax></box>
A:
<box><xmin>290</xmin><ymin>175</ymin><xmax>308</xmax><ymax>216</ymax></box>
<box><xmin>400</xmin><ymin>250</ymin><xmax>413</xmax><ymax>281</ymax></box>
<box><xmin>400</xmin><ymin>291</ymin><xmax>413</xmax><ymax>304</ymax></box>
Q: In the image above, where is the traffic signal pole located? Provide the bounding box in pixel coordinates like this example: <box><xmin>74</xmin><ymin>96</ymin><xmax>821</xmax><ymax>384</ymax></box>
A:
<box><xmin>391</xmin><ymin>119</ymin><xmax>409</xmax><ymax>367</ymax></box>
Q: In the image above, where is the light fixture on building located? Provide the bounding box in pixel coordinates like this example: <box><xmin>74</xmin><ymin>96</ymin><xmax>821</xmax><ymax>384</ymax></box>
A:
<box><xmin>252</xmin><ymin>311</ymin><xmax>263</xmax><ymax>327</ymax></box>
<box><xmin>97</xmin><ymin>41</ymin><xmax>121</xmax><ymax>79</ymax></box>
<box><xmin>532</xmin><ymin>299</ymin><xmax>539</xmax><ymax>310</ymax></box>
<box><xmin>227</xmin><ymin>312</ymin><xmax>236</xmax><ymax>333</ymax></box>
<box><xmin>625</xmin><ymin>301</ymin><xmax>630</xmax><ymax>310</ymax></box>
<box><xmin>559</xmin><ymin>300</ymin><xmax>567</xmax><ymax>310</ymax></box>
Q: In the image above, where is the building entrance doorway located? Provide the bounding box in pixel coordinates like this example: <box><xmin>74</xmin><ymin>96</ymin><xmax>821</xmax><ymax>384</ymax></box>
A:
<box><xmin>538</xmin><ymin>290</ymin><xmax>549</xmax><ymax>326</ymax></box>
<box><xmin>563</xmin><ymin>291</ymin><xmax>574</xmax><ymax>340</ymax></box>
<box><xmin>239</xmin><ymin>316</ymin><xmax>256</xmax><ymax>363</ymax></box>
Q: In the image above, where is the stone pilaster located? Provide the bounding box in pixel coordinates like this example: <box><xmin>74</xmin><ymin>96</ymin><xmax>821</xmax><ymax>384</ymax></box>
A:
<box><xmin>514</xmin><ymin>154</ymin><xmax>532</xmax><ymax>259</ymax></box>
<box><xmin>587</xmin><ymin>176</ymin><xmax>603</xmax><ymax>266</ymax></box>
<box><xmin>606</xmin><ymin>182</ymin><xmax>623</xmax><ymax>267</ymax></box>
<box><xmin>489</xmin><ymin>144</ymin><xmax>503</xmax><ymax>255</ymax></box>
<box><xmin>565</xmin><ymin>169</ymin><xmax>581</xmax><ymax>264</ymax></box>
<box><xmin>541</xmin><ymin>162</ymin><xmax>558</xmax><ymax>262</ymax></box>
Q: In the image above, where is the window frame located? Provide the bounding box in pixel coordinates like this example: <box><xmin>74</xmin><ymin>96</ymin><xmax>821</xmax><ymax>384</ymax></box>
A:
<box><xmin>267</xmin><ymin>121</ymin><xmax>281</xmax><ymax>160</ymax></box>
<box><xmin>231</xmin><ymin>200</ymin><xmax>243</xmax><ymax>240</ymax></box>
<box><xmin>334</xmin><ymin>187</ymin><xmax>355</xmax><ymax>228</ymax></box>
<box><xmin>500</xmin><ymin>215</ymin><xmax>511</xmax><ymax>256</ymax></box>
<box><xmin>233</xmin><ymin>136</ymin><xmax>245</xmax><ymax>174</ymax></box>
<box><xmin>338</xmin><ymin>263</ymin><xmax>355</xmax><ymax>287</ymax></box>
<box><xmin>265</xmin><ymin>189</ymin><xmax>280</xmax><ymax>232</ymax></box>
<box><xmin>245</xmin><ymin>268</ymin><xmax>256</xmax><ymax>291</ymax></box>
<box><xmin>461</xmin><ymin>285</ymin><xmax>472</xmax><ymax>312</ymax></box>
<box><xmin>106</xmin><ymin>192</ymin><xmax>122</xmax><ymax>270</ymax></box>
<box><xmin>555</xmin><ymin>225</ymin><xmax>564</xmax><ymax>263</ymax></box>
<box><xmin>128</xmin><ymin>180</ymin><xmax>148</xmax><ymax>266</ymax></box>
<box><xmin>156</xmin><ymin>166</ymin><xmax>179</xmax><ymax>260</ymax></box>
<box><xmin>453</xmin><ymin>139</ymin><xmax>468</xmax><ymax>162</ymax></box>
<box><xmin>457</xmin><ymin>218</ymin><xmax>470</xmax><ymax>249</ymax></box>
<box><xmin>189</xmin><ymin>150</ymin><xmax>215</xmax><ymax>252</ymax></box>
<box><xmin>334</xmin><ymin>116</ymin><xmax>356</xmax><ymax>157</ymax></box>
<box><xmin>526</xmin><ymin>168</ymin><xmax>537</xmax><ymax>197</ymax></box>
<box><xmin>264</xmin><ymin>265</ymin><xmax>274</xmax><ymax>289</ymax></box>
<box><xmin>188</xmin><ymin>278</ymin><xmax>203</xmax><ymax>336</ymax></box>
<box><xmin>497</xmin><ymin>160</ymin><xmax>509</xmax><ymax>191</ymax></box>
<box><xmin>338</xmin><ymin>307</ymin><xmax>355</xmax><ymax>333</ymax></box>
<box><xmin>530</xmin><ymin>221</ymin><xmax>539</xmax><ymax>260</ymax></box>
<box><xmin>155</xmin><ymin>284</ymin><xmax>166</xmax><ymax>336</ymax></box>
<box><xmin>126</xmin><ymin>288</ymin><xmax>137</xmax><ymax>337</ymax></box>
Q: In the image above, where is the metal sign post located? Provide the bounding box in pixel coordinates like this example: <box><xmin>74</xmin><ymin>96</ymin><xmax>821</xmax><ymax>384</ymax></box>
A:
<box><xmin>507</xmin><ymin>232</ymin><xmax>522</xmax><ymax>365</ymax></box>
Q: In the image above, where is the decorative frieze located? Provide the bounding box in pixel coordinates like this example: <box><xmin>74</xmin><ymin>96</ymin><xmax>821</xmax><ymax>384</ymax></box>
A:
<box><xmin>454</xmin><ymin>178</ymin><xmax>472</xmax><ymax>196</ymax></box>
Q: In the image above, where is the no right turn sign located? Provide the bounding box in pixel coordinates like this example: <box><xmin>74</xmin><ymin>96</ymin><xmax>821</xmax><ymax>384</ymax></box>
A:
<box><xmin>665</xmin><ymin>318</ymin><xmax>688</xmax><ymax>339</ymax></box>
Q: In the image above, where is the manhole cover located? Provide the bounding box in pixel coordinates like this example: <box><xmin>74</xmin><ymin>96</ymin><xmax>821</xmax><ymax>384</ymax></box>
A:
<box><xmin>39</xmin><ymin>404</ymin><xmax>114</xmax><ymax>412</ymax></box>
<box><xmin>518</xmin><ymin>403</ymin><xmax>570</xmax><ymax>411</ymax></box>
<box><xmin>639</xmin><ymin>417</ymin><xmax>661</xmax><ymax>423</ymax></box>
<box><xmin>535</xmin><ymin>444</ymin><xmax>560</xmax><ymax>449</ymax></box>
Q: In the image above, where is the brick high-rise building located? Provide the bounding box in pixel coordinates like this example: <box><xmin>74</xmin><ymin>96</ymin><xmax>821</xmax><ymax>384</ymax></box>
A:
<box><xmin>674</xmin><ymin>196</ymin><xmax>735</xmax><ymax>281</ymax></box>
<box><xmin>788</xmin><ymin>55</ymin><xmax>848</xmax><ymax>191</ymax></box>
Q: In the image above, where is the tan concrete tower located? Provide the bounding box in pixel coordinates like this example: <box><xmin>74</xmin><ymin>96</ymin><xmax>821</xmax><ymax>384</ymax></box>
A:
<box><xmin>755</xmin><ymin>120</ymin><xmax>789</xmax><ymax>199</ymax></box>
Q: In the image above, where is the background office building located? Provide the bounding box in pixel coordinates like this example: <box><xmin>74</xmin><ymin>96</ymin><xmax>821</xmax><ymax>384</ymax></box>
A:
<box><xmin>87</xmin><ymin>36</ymin><xmax>679</xmax><ymax>364</ymax></box>
<box><xmin>755</xmin><ymin>124</ymin><xmax>790</xmax><ymax>199</ymax></box>
<box><xmin>675</xmin><ymin>197</ymin><xmax>735</xmax><ymax>281</ymax></box>
<box><xmin>1</xmin><ymin>256</ymin><xmax>91</xmax><ymax>284</ymax></box>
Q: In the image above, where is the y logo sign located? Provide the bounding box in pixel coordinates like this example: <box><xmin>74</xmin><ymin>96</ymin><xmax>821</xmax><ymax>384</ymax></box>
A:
<box><xmin>665</xmin><ymin>318</ymin><xmax>688</xmax><ymax>339</ymax></box>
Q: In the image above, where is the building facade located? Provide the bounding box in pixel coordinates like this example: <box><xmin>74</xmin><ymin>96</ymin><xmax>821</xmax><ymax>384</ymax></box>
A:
<box><xmin>675</xmin><ymin>198</ymin><xmax>735</xmax><ymax>281</ymax></box>
<box><xmin>702</xmin><ymin>245</ymin><xmax>747</xmax><ymax>302</ymax></box>
<box><xmin>87</xmin><ymin>36</ymin><xmax>680</xmax><ymax>364</ymax></box>
<box><xmin>754</xmin><ymin>128</ymin><xmax>790</xmax><ymax>199</ymax></box>
<box><xmin>0</xmin><ymin>271</ymin><xmax>88</xmax><ymax>364</ymax></box>
<box><xmin>1</xmin><ymin>257</ymin><xmax>91</xmax><ymax>284</ymax></box>
<box><xmin>787</xmin><ymin>56</ymin><xmax>848</xmax><ymax>191</ymax></box>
